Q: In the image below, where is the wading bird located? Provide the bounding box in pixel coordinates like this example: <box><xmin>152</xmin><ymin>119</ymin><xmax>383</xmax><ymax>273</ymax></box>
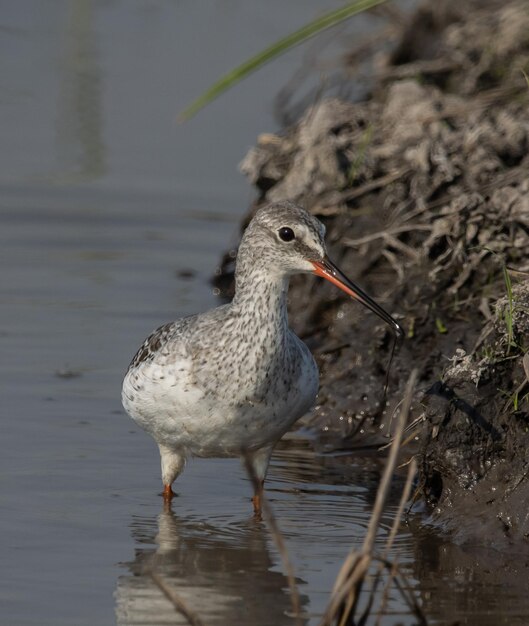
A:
<box><xmin>122</xmin><ymin>201</ymin><xmax>402</xmax><ymax>513</ymax></box>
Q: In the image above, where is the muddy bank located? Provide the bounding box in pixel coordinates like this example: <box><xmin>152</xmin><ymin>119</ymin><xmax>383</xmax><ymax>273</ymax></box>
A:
<box><xmin>421</xmin><ymin>282</ymin><xmax>529</xmax><ymax>545</ymax></box>
<box><xmin>216</xmin><ymin>0</ymin><xmax>529</xmax><ymax>546</ymax></box>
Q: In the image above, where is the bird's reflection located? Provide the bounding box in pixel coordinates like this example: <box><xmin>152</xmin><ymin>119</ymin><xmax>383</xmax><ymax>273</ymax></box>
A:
<box><xmin>115</xmin><ymin>502</ymin><xmax>308</xmax><ymax>625</ymax></box>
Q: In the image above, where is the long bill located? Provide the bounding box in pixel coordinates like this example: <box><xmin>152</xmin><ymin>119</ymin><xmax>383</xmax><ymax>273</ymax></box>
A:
<box><xmin>312</xmin><ymin>256</ymin><xmax>404</xmax><ymax>338</ymax></box>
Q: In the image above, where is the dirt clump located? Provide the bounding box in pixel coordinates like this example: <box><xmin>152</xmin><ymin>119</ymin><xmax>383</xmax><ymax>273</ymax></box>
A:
<box><xmin>215</xmin><ymin>0</ymin><xmax>529</xmax><ymax>544</ymax></box>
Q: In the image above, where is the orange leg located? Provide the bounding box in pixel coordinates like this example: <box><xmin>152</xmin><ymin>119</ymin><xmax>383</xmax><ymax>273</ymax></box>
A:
<box><xmin>163</xmin><ymin>484</ymin><xmax>175</xmax><ymax>501</ymax></box>
<box><xmin>251</xmin><ymin>480</ymin><xmax>264</xmax><ymax>517</ymax></box>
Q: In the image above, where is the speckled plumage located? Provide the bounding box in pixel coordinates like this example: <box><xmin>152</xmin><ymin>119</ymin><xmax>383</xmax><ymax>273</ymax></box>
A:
<box><xmin>122</xmin><ymin>201</ymin><xmax>327</xmax><ymax>495</ymax></box>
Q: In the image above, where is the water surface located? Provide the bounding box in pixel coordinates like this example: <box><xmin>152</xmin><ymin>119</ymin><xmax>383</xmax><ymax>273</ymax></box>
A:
<box><xmin>2</xmin><ymin>2</ymin><xmax>529</xmax><ymax>625</ymax></box>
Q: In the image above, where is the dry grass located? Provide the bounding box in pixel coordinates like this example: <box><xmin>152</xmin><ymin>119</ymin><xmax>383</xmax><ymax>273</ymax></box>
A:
<box><xmin>319</xmin><ymin>369</ymin><xmax>426</xmax><ymax>626</ymax></box>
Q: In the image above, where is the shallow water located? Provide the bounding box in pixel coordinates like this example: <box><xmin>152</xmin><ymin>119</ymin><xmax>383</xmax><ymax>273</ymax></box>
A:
<box><xmin>3</xmin><ymin>2</ymin><xmax>529</xmax><ymax>625</ymax></box>
<box><xmin>114</xmin><ymin>439</ymin><xmax>417</xmax><ymax>626</ymax></box>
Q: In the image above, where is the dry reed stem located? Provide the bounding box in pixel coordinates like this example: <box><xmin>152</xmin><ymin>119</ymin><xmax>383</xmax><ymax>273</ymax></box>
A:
<box><xmin>243</xmin><ymin>453</ymin><xmax>303</xmax><ymax>626</ymax></box>
<box><xmin>385</xmin><ymin>457</ymin><xmax>417</xmax><ymax>558</ymax></box>
<box><xmin>363</xmin><ymin>370</ymin><xmax>417</xmax><ymax>554</ymax></box>
<box><xmin>365</xmin><ymin>456</ymin><xmax>418</xmax><ymax>626</ymax></box>
<box><xmin>374</xmin><ymin>558</ymin><xmax>400</xmax><ymax>626</ymax></box>
<box><xmin>319</xmin><ymin>369</ymin><xmax>419</xmax><ymax>626</ymax></box>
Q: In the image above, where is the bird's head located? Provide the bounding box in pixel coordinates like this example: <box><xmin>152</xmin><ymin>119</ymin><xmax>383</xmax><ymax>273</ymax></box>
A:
<box><xmin>238</xmin><ymin>200</ymin><xmax>403</xmax><ymax>337</ymax></box>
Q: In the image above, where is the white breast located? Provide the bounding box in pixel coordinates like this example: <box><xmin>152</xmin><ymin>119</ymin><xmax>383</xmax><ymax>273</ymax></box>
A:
<box><xmin>122</xmin><ymin>333</ymin><xmax>318</xmax><ymax>458</ymax></box>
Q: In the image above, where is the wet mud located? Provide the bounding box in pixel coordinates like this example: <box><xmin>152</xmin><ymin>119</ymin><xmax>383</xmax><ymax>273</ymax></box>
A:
<box><xmin>421</xmin><ymin>282</ymin><xmax>529</xmax><ymax>546</ymax></box>
<box><xmin>215</xmin><ymin>0</ymin><xmax>529</xmax><ymax>548</ymax></box>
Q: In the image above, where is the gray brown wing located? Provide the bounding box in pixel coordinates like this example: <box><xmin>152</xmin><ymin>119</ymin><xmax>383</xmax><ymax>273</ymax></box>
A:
<box><xmin>126</xmin><ymin>304</ymin><xmax>231</xmax><ymax>373</ymax></box>
<box><xmin>126</xmin><ymin>315</ymin><xmax>198</xmax><ymax>372</ymax></box>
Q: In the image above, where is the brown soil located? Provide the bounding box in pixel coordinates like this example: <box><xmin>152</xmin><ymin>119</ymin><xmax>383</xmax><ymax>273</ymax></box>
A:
<box><xmin>215</xmin><ymin>0</ymin><xmax>529</xmax><ymax>547</ymax></box>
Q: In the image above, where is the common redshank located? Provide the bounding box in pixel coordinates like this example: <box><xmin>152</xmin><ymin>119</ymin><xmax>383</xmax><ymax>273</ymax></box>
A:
<box><xmin>122</xmin><ymin>201</ymin><xmax>402</xmax><ymax>512</ymax></box>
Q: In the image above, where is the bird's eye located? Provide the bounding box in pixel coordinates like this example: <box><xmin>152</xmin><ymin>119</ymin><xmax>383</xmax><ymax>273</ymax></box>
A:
<box><xmin>278</xmin><ymin>227</ymin><xmax>295</xmax><ymax>242</ymax></box>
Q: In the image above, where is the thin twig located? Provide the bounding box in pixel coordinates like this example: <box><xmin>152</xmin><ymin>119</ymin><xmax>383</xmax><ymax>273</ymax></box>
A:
<box><xmin>363</xmin><ymin>370</ymin><xmax>417</xmax><ymax>554</ymax></box>
<box><xmin>340</xmin><ymin>168</ymin><xmax>410</xmax><ymax>202</ymax></box>
<box><xmin>378</xmin><ymin>58</ymin><xmax>460</xmax><ymax>80</ymax></box>
<box><xmin>344</xmin><ymin>223</ymin><xmax>432</xmax><ymax>247</ymax></box>
<box><xmin>381</xmin><ymin>248</ymin><xmax>405</xmax><ymax>282</ymax></box>
<box><xmin>379</xmin><ymin>412</ymin><xmax>426</xmax><ymax>450</ymax></box>
<box><xmin>243</xmin><ymin>454</ymin><xmax>303</xmax><ymax>626</ymax></box>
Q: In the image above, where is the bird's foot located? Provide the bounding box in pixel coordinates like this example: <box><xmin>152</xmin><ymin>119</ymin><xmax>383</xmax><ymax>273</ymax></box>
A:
<box><xmin>162</xmin><ymin>484</ymin><xmax>175</xmax><ymax>501</ymax></box>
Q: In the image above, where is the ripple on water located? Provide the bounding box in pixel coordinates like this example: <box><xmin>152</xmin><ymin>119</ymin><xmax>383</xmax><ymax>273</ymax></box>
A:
<box><xmin>116</xmin><ymin>435</ymin><xmax>419</xmax><ymax>625</ymax></box>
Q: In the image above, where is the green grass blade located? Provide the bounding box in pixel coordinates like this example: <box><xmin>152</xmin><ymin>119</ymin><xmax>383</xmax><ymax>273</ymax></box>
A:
<box><xmin>179</xmin><ymin>0</ymin><xmax>388</xmax><ymax>121</ymax></box>
<box><xmin>435</xmin><ymin>318</ymin><xmax>448</xmax><ymax>334</ymax></box>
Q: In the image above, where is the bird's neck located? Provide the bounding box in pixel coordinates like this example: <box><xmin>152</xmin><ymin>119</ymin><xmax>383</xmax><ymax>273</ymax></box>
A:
<box><xmin>231</xmin><ymin>267</ymin><xmax>290</xmax><ymax>337</ymax></box>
